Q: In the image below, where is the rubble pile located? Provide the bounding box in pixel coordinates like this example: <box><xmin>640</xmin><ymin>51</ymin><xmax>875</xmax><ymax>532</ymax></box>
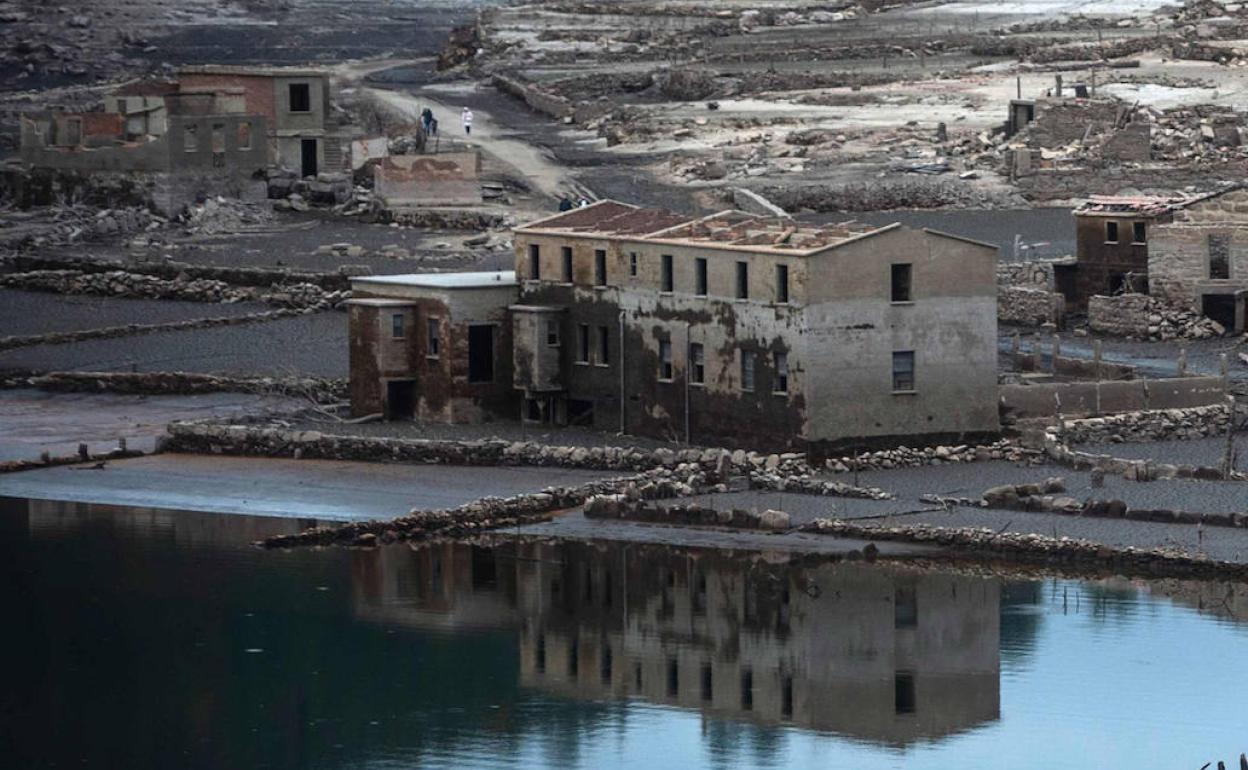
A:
<box><xmin>14</xmin><ymin>205</ymin><xmax>162</xmax><ymax>248</ymax></box>
<box><xmin>823</xmin><ymin>439</ymin><xmax>1036</xmax><ymax>473</ymax></box>
<box><xmin>0</xmin><ymin>269</ymin><xmax>347</xmax><ymax>309</ymax></box>
<box><xmin>1088</xmin><ymin>293</ymin><xmax>1227</xmax><ymax>339</ymax></box>
<box><xmin>1150</xmin><ymin>105</ymin><xmax>1248</xmax><ymax>162</ymax></box>
<box><xmin>179</xmin><ymin>198</ymin><xmax>273</xmax><ymax>235</ymax></box>
<box><xmin>758</xmin><ymin>178</ymin><xmax>1023</xmax><ymax>212</ymax></box>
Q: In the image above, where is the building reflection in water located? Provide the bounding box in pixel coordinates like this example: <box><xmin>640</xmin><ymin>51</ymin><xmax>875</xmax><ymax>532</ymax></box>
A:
<box><xmin>352</xmin><ymin>539</ymin><xmax>1002</xmax><ymax>747</ymax></box>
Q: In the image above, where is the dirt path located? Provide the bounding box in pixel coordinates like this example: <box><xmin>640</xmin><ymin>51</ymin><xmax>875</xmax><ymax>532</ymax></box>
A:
<box><xmin>366</xmin><ymin>84</ymin><xmax>594</xmax><ymax>202</ymax></box>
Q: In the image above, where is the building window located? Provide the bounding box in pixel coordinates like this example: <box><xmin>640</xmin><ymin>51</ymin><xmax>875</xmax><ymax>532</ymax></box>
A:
<box><xmin>545</xmin><ymin>320</ymin><xmax>560</xmax><ymax>347</ymax></box>
<box><xmin>891</xmin><ymin>263</ymin><xmax>912</xmax><ymax>303</ymax></box>
<box><xmin>661</xmin><ymin>254</ymin><xmax>674</xmax><ymax>292</ymax></box>
<box><xmin>577</xmin><ymin>324</ymin><xmax>591</xmax><ymax>364</ymax></box>
<box><xmin>1209</xmin><ymin>233</ymin><xmax>1231</xmax><ymax>279</ymax></box>
<box><xmin>529</xmin><ymin>244</ymin><xmax>541</xmax><ymax>280</ymax></box>
<box><xmin>289</xmin><ymin>83</ymin><xmax>311</xmax><ymax>113</ymax></box>
<box><xmin>659</xmin><ymin>339</ymin><xmax>673</xmax><ymax>380</ymax></box>
<box><xmin>596</xmin><ymin>325</ymin><xmax>610</xmax><ymax>366</ymax></box>
<box><xmin>690</xmin><ymin>343</ymin><xmax>704</xmax><ymax>385</ymax></box>
<box><xmin>426</xmin><ymin>318</ymin><xmax>440</xmax><ymax>358</ymax></box>
<box><xmin>467</xmin><ymin>325</ymin><xmax>495</xmax><ymax>383</ymax></box>
<box><xmin>211</xmin><ymin>122</ymin><xmax>225</xmax><ymax>153</ymax></box>
<box><xmin>773</xmin><ymin>352</ymin><xmax>788</xmax><ymax>394</ymax></box>
<box><xmin>237</xmin><ymin>121</ymin><xmax>252</xmax><ymax>150</ymax></box>
<box><xmin>740</xmin><ymin>351</ymin><xmax>755</xmax><ymax>392</ymax></box>
<box><xmin>892</xmin><ymin>351</ymin><xmax>916</xmax><ymax>392</ymax></box>
<box><xmin>1132</xmin><ymin>221</ymin><xmax>1147</xmax><ymax>244</ymax></box>
<box><xmin>391</xmin><ymin>313</ymin><xmax>405</xmax><ymax>339</ymax></box>
<box><xmin>895</xmin><ymin>585</ymin><xmax>918</xmax><ymax>629</ymax></box>
<box><xmin>666</xmin><ymin>659</ymin><xmax>679</xmax><ymax>698</ymax></box>
<box><xmin>701</xmin><ymin>663</ymin><xmax>713</xmax><ymax>702</ymax></box>
<box><xmin>561</xmin><ymin>246</ymin><xmax>573</xmax><ymax>283</ymax></box>
<box><xmin>184</xmin><ymin>123</ymin><xmax>198</xmax><ymax>152</ymax></box>
<box><xmin>740</xmin><ymin>668</ymin><xmax>754</xmax><ymax>711</ymax></box>
<box><xmin>1105</xmin><ymin>220</ymin><xmax>1119</xmax><ymax>244</ymax></box>
<box><xmin>65</xmin><ymin>118</ymin><xmax>82</xmax><ymax>146</ymax></box>
<box><xmin>895</xmin><ymin>672</ymin><xmax>916</xmax><ymax>714</ymax></box>
<box><xmin>630</xmin><ymin>252</ymin><xmax>638</xmax><ymax>276</ymax></box>
<box><xmin>736</xmin><ymin>261</ymin><xmax>749</xmax><ymax>299</ymax></box>
<box><xmin>776</xmin><ymin>263</ymin><xmax>789</xmax><ymax>304</ymax></box>
<box><xmin>594</xmin><ymin>249</ymin><xmax>607</xmax><ymax>287</ymax></box>
<box><xmin>695</xmin><ymin>257</ymin><xmax>708</xmax><ymax>296</ymax></box>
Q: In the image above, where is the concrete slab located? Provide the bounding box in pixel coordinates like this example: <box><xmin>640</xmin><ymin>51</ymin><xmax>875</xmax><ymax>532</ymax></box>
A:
<box><xmin>0</xmin><ymin>389</ymin><xmax>303</xmax><ymax>462</ymax></box>
<box><xmin>0</xmin><ymin>453</ymin><xmax>623</xmax><ymax>521</ymax></box>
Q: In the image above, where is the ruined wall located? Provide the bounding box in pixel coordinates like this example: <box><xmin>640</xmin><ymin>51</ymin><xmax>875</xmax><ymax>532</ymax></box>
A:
<box><xmin>1149</xmin><ymin>189</ymin><xmax>1248</xmax><ymax>305</ymax></box>
<box><xmin>352</xmin><ymin>282</ymin><xmax>519</xmax><ymax>424</ymax></box>
<box><xmin>1072</xmin><ymin>212</ymin><xmax>1154</xmax><ymax>309</ymax></box>
<box><xmin>490</xmin><ymin>73</ymin><xmax>574</xmax><ymax>120</ymax></box>
<box><xmin>997</xmin><ymin>259</ymin><xmax>1060</xmax><ymax>290</ymax></box>
<box><xmin>166</xmin><ymin>114</ymin><xmax>268</xmax><ymax>173</ymax></box>
<box><xmin>803</xmin><ymin>228</ymin><xmax>1000</xmax><ymax>448</ymax></box>
<box><xmin>374</xmin><ymin>152</ymin><xmax>481</xmax><ymax>207</ymax></box>
<box><xmin>178</xmin><ymin>73</ymin><xmax>279</xmax><ymax>126</ymax></box>
<box><xmin>1021</xmin><ymin>99</ymin><xmax>1121</xmax><ymax>148</ymax></box>
<box><xmin>20</xmin><ymin>121</ymin><xmax>172</xmax><ymax>173</ymax></box>
<box><xmin>1102</xmin><ymin>121</ymin><xmax>1151</xmax><ymax>162</ymax></box>
<box><xmin>1086</xmin><ymin>293</ymin><xmax>1150</xmax><ymax>337</ymax></box>
<box><xmin>999</xmin><ymin>285</ymin><xmax>1063</xmax><ymax>327</ymax></box>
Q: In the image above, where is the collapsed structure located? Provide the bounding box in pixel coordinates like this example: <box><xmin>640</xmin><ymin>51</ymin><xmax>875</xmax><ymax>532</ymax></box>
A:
<box><xmin>18</xmin><ymin>66</ymin><xmax>350</xmax><ymax>212</ymax></box>
<box><xmin>1073</xmin><ymin>186</ymin><xmax>1248</xmax><ymax>332</ymax></box>
<box><xmin>348</xmin><ymin>200</ymin><xmax>1000</xmax><ymax>452</ymax></box>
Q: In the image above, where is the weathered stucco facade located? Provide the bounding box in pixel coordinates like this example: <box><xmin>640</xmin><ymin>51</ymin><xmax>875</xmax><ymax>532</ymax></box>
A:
<box><xmin>348</xmin><ymin>201</ymin><xmax>1000</xmax><ymax>452</ymax></box>
<box><xmin>348</xmin><ymin>273</ymin><xmax>518</xmax><ymax>422</ymax></box>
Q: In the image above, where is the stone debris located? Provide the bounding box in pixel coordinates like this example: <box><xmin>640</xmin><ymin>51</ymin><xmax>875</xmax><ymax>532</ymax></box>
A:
<box><xmin>823</xmin><ymin>439</ymin><xmax>1037</xmax><ymax>473</ymax></box>
<box><xmin>0</xmin><ymin>269</ymin><xmax>348</xmax><ymax>309</ymax></box>
<box><xmin>0</xmin><ymin>307</ymin><xmax>308</xmax><ymax>351</ymax></box>
<box><xmin>980</xmin><ymin>478</ymin><xmax>1248</xmax><ymax>529</ymax></box>
<box><xmin>15</xmin><ymin>371</ymin><xmax>347</xmax><ymax>403</ymax></box>
<box><xmin>1088</xmin><ymin>293</ymin><xmax>1227</xmax><ymax>340</ymax></box>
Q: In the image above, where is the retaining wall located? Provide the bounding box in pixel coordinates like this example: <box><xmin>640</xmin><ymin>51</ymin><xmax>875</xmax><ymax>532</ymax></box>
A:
<box><xmin>1000</xmin><ymin>376</ymin><xmax>1226</xmax><ymax>419</ymax></box>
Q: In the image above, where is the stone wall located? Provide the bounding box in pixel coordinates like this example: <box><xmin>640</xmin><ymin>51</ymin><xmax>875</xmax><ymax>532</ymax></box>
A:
<box><xmin>0</xmin><ymin>269</ymin><xmax>347</xmax><ymax>309</ymax></box>
<box><xmin>999</xmin><ymin>285</ymin><xmax>1064</xmax><ymax>327</ymax></box>
<box><xmin>10</xmin><ymin>371</ymin><xmax>347</xmax><ymax>402</ymax></box>
<box><xmin>490</xmin><ymin>73</ymin><xmax>574</xmax><ymax>120</ymax></box>
<box><xmin>0</xmin><ymin>308</ymin><xmax>307</xmax><ymax>351</ymax></box>
<box><xmin>997</xmin><ymin>259</ymin><xmax>1064</xmax><ymax>290</ymax></box>
<box><xmin>1149</xmin><ymin>187</ymin><xmax>1248</xmax><ymax>305</ymax></box>
<box><xmin>164</xmin><ymin>420</ymin><xmax>811</xmax><ymax>475</ymax></box>
<box><xmin>2</xmin><ymin>254</ymin><xmax>356</xmax><ymax>290</ymax></box>
<box><xmin>1088</xmin><ymin>293</ymin><xmax>1226</xmax><ymax>339</ymax></box>
<box><xmin>1059</xmin><ymin>404</ymin><xmax>1231</xmax><ymax>444</ymax></box>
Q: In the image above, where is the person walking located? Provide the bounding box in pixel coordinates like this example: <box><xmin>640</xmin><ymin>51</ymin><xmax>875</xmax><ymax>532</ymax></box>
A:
<box><xmin>420</xmin><ymin>107</ymin><xmax>433</xmax><ymax>135</ymax></box>
<box><xmin>461</xmin><ymin>107</ymin><xmax>473</xmax><ymax>136</ymax></box>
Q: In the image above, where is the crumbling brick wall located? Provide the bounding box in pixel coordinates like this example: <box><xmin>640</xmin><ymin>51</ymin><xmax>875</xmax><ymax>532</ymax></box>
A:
<box><xmin>1021</xmin><ymin>99</ymin><xmax>1120</xmax><ymax>149</ymax></box>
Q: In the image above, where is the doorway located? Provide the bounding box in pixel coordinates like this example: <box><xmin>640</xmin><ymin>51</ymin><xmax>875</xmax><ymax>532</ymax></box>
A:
<box><xmin>300</xmin><ymin>138</ymin><xmax>318</xmax><ymax>177</ymax></box>
<box><xmin>1202</xmin><ymin>294</ymin><xmax>1237</xmax><ymax>332</ymax></box>
<box><xmin>385</xmin><ymin>380</ymin><xmax>415</xmax><ymax>420</ymax></box>
<box><xmin>468</xmin><ymin>325</ymin><xmax>494</xmax><ymax>383</ymax></box>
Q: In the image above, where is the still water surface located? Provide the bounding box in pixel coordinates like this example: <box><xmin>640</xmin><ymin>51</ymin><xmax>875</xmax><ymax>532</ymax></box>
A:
<box><xmin>2</xmin><ymin>497</ymin><xmax>1246</xmax><ymax>769</ymax></box>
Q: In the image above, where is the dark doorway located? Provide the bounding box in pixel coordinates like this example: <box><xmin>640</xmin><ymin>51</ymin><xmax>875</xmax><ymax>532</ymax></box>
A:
<box><xmin>567</xmin><ymin>399</ymin><xmax>594</xmax><ymax>426</ymax></box>
<box><xmin>1202</xmin><ymin>294</ymin><xmax>1236</xmax><ymax>332</ymax></box>
<box><xmin>1053</xmin><ymin>263</ymin><xmax>1078</xmax><ymax>305</ymax></box>
<box><xmin>385</xmin><ymin>380</ymin><xmax>415</xmax><ymax>420</ymax></box>
<box><xmin>468</xmin><ymin>325</ymin><xmax>495</xmax><ymax>383</ymax></box>
<box><xmin>300</xmin><ymin>138</ymin><xmax>318</xmax><ymax>177</ymax></box>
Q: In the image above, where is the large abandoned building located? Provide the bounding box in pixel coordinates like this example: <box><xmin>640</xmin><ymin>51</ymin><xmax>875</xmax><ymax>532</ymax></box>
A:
<box><xmin>19</xmin><ymin>65</ymin><xmax>349</xmax><ymax>208</ymax></box>
<box><xmin>1072</xmin><ymin>186</ymin><xmax>1248</xmax><ymax>331</ymax></box>
<box><xmin>348</xmin><ymin>200</ymin><xmax>1000</xmax><ymax>452</ymax></box>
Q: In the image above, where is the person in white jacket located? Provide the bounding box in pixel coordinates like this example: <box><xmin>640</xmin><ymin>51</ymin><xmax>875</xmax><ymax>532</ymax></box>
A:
<box><xmin>461</xmin><ymin>107</ymin><xmax>473</xmax><ymax>136</ymax></box>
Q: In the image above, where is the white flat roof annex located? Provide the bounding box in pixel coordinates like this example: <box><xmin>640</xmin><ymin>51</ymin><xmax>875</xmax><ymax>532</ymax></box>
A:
<box><xmin>351</xmin><ymin>271</ymin><xmax>518</xmax><ymax>290</ymax></box>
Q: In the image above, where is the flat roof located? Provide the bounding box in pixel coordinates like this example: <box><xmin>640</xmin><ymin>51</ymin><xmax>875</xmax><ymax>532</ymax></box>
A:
<box><xmin>178</xmin><ymin>65</ymin><xmax>329</xmax><ymax>79</ymax></box>
<box><xmin>517</xmin><ymin>200</ymin><xmax>900</xmax><ymax>256</ymax></box>
<box><xmin>351</xmin><ymin>271</ymin><xmax>518</xmax><ymax>290</ymax></box>
<box><xmin>345</xmin><ymin>298</ymin><xmax>415</xmax><ymax>308</ymax></box>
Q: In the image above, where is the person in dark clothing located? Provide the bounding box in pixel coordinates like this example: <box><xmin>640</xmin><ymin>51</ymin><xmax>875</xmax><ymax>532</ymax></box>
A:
<box><xmin>420</xmin><ymin>107</ymin><xmax>433</xmax><ymax>135</ymax></box>
<box><xmin>558</xmin><ymin>196</ymin><xmax>574</xmax><ymax>212</ymax></box>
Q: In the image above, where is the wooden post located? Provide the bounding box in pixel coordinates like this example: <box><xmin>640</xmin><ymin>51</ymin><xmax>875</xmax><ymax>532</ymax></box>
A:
<box><xmin>1093</xmin><ymin>339</ymin><xmax>1103</xmax><ymax>379</ymax></box>
<box><xmin>1016</xmin><ymin>76</ymin><xmax>1021</xmax><ymax>99</ymax></box>
<box><xmin>1051</xmin><ymin>334</ymin><xmax>1061</xmax><ymax>373</ymax></box>
<box><xmin>1011</xmin><ymin>332</ymin><xmax>1021</xmax><ymax>362</ymax></box>
<box><xmin>1222</xmin><ymin>394</ymin><xmax>1237</xmax><ymax>478</ymax></box>
<box><xmin>1178</xmin><ymin>346</ymin><xmax>1188</xmax><ymax>377</ymax></box>
<box><xmin>1055</xmin><ymin>74</ymin><xmax>1063</xmax><ymax>97</ymax></box>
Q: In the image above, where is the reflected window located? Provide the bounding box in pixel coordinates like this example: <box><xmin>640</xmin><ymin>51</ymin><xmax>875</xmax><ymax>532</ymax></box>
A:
<box><xmin>782</xmin><ymin>676</ymin><xmax>794</xmax><ymax>719</ymax></box>
<box><xmin>666</xmin><ymin>659</ymin><xmax>679</xmax><ymax>698</ymax></box>
<box><xmin>568</xmin><ymin>641</ymin><xmax>579</xmax><ymax>677</ymax></box>
<box><xmin>601</xmin><ymin>646</ymin><xmax>613</xmax><ymax>685</ymax></box>
<box><xmin>535</xmin><ymin>634</ymin><xmax>546</xmax><ymax>673</ymax></box>
<box><xmin>701</xmin><ymin>663</ymin><xmax>713</xmax><ymax>702</ymax></box>
<box><xmin>740</xmin><ymin>668</ymin><xmax>754</xmax><ymax>711</ymax></box>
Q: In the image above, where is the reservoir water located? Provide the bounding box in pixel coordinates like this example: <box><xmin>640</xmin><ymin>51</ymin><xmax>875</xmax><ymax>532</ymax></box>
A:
<box><xmin>3</xmin><ymin>497</ymin><xmax>1246</xmax><ymax>769</ymax></box>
